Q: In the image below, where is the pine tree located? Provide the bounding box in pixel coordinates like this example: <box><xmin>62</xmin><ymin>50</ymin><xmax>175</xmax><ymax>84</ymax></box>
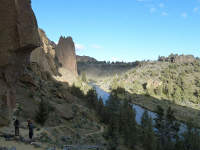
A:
<box><xmin>154</xmin><ymin>105</ymin><xmax>166</xmax><ymax>149</ymax></box>
<box><xmin>97</xmin><ymin>97</ymin><xmax>104</xmax><ymax>118</ymax></box>
<box><xmin>166</xmin><ymin>107</ymin><xmax>180</xmax><ymax>141</ymax></box>
<box><xmin>125</xmin><ymin>106</ymin><xmax>137</xmax><ymax>149</ymax></box>
<box><xmin>105</xmin><ymin>91</ymin><xmax>120</xmax><ymax>117</ymax></box>
<box><xmin>154</xmin><ymin>106</ymin><xmax>180</xmax><ymax>150</ymax></box>
<box><xmin>35</xmin><ymin>98</ymin><xmax>49</xmax><ymax>126</ymax></box>
<box><xmin>70</xmin><ymin>84</ymin><xmax>84</xmax><ymax>98</ymax></box>
<box><xmin>86</xmin><ymin>88</ymin><xmax>98</xmax><ymax>109</ymax></box>
<box><xmin>106</xmin><ymin>116</ymin><xmax>120</xmax><ymax>150</ymax></box>
<box><xmin>118</xmin><ymin>100</ymin><xmax>138</xmax><ymax>149</ymax></box>
<box><xmin>181</xmin><ymin>122</ymin><xmax>200</xmax><ymax>150</ymax></box>
<box><xmin>141</xmin><ymin>110</ymin><xmax>156</xmax><ymax>150</ymax></box>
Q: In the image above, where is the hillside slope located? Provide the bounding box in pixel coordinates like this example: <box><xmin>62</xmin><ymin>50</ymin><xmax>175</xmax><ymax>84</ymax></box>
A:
<box><xmin>99</xmin><ymin>59</ymin><xmax>200</xmax><ymax>103</ymax></box>
<box><xmin>98</xmin><ymin>57</ymin><xmax>200</xmax><ymax>126</ymax></box>
<box><xmin>78</xmin><ymin>61</ymin><xmax>139</xmax><ymax>80</ymax></box>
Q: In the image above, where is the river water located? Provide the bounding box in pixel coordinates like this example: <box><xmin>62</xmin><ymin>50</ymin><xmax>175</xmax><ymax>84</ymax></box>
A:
<box><xmin>93</xmin><ymin>83</ymin><xmax>156</xmax><ymax>123</ymax></box>
<box><xmin>92</xmin><ymin>83</ymin><xmax>187</xmax><ymax>132</ymax></box>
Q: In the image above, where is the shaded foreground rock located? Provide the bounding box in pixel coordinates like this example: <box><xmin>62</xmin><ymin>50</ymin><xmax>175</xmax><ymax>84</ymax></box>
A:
<box><xmin>0</xmin><ymin>0</ymin><xmax>40</xmax><ymax>125</ymax></box>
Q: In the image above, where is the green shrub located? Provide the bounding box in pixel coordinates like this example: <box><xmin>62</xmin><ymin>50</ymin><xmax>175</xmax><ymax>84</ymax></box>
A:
<box><xmin>168</xmin><ymin>64</ymin><xmax>177</xmax><ymax>69</ymax></box>
<box><xmin>35</xmin><ymin>99</ymin><xmax>50</xmax><ymax>126</ymax></box>
<box><xmin>70</xmin><ymin>84</ymin><xmax>84</xmax><ymax>98</ymax></box>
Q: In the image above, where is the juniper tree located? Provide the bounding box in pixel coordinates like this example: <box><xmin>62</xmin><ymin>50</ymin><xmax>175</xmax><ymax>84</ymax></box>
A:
<box><xmin>35</xmin><ymin>98</ymin><xmax>50</xmax><ymax>126</ymax></box>
<box><xmin>86</xmin><ymin>88</ymin><xmax>98</xmax><ymax>109</ymax></box>
<box><xmin>141</xmin><ymin>110</ymin><xmax>156</xmax><ymax>150</ymax></box>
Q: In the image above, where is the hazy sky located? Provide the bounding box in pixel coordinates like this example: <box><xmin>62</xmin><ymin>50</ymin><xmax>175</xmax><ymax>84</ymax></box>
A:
<box><xmin>32</xmin><ymin>0</ymin><xmax>200</xmax><ymax>62</ymax></box>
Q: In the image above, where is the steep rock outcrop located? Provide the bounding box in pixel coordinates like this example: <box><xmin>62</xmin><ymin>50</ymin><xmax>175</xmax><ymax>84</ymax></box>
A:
<box><xmin>55</xmin><ymin>37</ymin><xmax>78</xmax><ymax>76</ymax></box>
<box><xmin>31</xmin><ymin>29</ymin><xmax>58</xmax><ymax>76</ymax></box>
<box><xmin>31</xmin><ymin>32</ymin><xmax>79</xmax><ymax>84</ymax></box>
<box><xmin>0</xmin><ymin>0</ymin><xmax>40</xmax><ymax>125</ymax></box>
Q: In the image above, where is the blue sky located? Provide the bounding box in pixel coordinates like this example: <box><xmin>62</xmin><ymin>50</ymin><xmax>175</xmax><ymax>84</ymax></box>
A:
<box><xmin>32</xmin><ymin>0</ymin><xmax>200</xmax><ymax>62</ymax></box>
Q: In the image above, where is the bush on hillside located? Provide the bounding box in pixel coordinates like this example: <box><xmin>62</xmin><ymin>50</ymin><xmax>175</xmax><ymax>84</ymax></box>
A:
<box><xmin>35</xmin><ymin>99</ymin><xmax>50</xmax><ymax>126</ymax></box>
<box><xmin>70</xmin><ymin>84</ymin><xmax>84</xmax><ymax>98</ymax></box>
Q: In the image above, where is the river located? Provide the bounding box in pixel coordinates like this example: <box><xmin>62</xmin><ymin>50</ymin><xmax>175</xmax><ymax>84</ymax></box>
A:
<box><xmin>91</xmin><ymin>83</ymin><xmax>187</xmax><ymax>133</ymax></box>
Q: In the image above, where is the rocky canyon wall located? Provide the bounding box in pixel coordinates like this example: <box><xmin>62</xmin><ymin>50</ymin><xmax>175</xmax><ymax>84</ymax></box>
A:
<box><xmin>0</xmin><ymin>0</ymin><xmax>40</xmax><ymax>125</ymax></box>
<box><xmin>31</xmin><ymin>33</ymin><xmax>78</xmax><ymax>84</ymax></box>
<box><xmin>51</xmin><ymin>36</ymin><xmax>78</xmax><ymax>84</ymax></box>
<box><xmin>30</xmin><ymin>29</ymin><xmax>59</xmax><ymax>76</ymax></box>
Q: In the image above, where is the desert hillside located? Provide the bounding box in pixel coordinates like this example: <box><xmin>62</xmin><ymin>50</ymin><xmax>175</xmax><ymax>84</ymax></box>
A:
<box><xmin>99</xmin><ymin>55</ymin><xmax>200</xmax><ymax>104</ymax></box>
<box><xmin>96</xmin><ymin>54</ymin><xmax>200</xmax><ymax>126</ymax></box>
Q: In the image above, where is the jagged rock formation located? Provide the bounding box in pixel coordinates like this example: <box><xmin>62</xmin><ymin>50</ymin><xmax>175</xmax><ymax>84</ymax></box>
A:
<box><xmin>76</xmin><ymin>55</ymin><xmax>97</xmax><ymax>63</ymax></box>
<box><xmin>31</xmin><ymin>30</ymin><xmax>79</xmax><ymax>84</ymax></box>
<box><xmin>49</xmin><ymin>36</ymin><xmax>78</xmax><ymax>84</ymax></box>
<box><xmin>0</xmin><ymin>0</ymin><xmax>40</xmax><ymax>125</ymax></box>
<box><xmin>56</xmin><ymin>36</ymin><xmax>78</xmax><ymax>76</ymax></box>
<box><xmin>30</xmin><ymin>29</ymin><xmax>59</xmax><ymax>76</ymax></box>
<box><xmin>158</xmin><ymin>54</ymin><xmax>196</xmax><ymax>64</ymax></box>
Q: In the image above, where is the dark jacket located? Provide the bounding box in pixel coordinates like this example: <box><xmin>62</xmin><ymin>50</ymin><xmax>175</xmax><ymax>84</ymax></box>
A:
<box><xmin>28</xmin><ymin>123</ymin><xmax>34</xmax><ymax>133</ymax></box>
<box><xmin>14</xmin><ymin>120</ymin><xmax>19</xmax><ymax>128</ymax></box>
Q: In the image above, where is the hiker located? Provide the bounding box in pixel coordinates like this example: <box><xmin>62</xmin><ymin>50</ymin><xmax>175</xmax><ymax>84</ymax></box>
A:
<box><xmin>14</xmin><ymin>119</ymin><xmax>20</xmax><ymax>136</ymax></box>
<box><xmin>27</xmin><ymin>120</ymin><xmax>34</xmax><ymax>140</ymax></box>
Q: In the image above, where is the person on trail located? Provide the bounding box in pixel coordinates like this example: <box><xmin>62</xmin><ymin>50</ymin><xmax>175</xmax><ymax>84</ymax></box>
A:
<box><xmin>14</xmin><ymin>119</ymin><xmax>20</xmax><ymax>136</ymax></box>
<box><xmin>27</xmin><ymin>120</ymin><xmax>34</xmax><ymax>140</ymax></box>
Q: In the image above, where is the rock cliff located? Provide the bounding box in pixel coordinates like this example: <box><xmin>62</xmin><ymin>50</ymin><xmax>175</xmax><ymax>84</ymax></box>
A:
<box><xmin>0</xmin><ymin>0</ymin><xmax>40</xmax><ymax>125</ymax></box>
<box><xmin>30</xmin><ymin>29</ymin><xmax>58</xmax><ymax>76</ymax></box>
<box><xmin>31</xmin><ymin>31</ymin><xmax>78</xmax><ymax>84</ymax></box>
<box><xmin>55</xmin><ymin>36</ymin><xmax>78</xmax><ymax>76</ymax></box>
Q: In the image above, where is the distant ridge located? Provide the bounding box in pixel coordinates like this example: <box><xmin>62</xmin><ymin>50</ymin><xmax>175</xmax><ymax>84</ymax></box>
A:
<box><xmin>76</xmin><ymin>55</ymin><xmax>97</xmax><ymax>63</ymax></box>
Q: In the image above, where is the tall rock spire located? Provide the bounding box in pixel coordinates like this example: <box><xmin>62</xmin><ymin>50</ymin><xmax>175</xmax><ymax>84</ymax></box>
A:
<box><xmin>55</xmin><ymin>36</ymin><xmax>78</xmax><ymax>76</ymax></box>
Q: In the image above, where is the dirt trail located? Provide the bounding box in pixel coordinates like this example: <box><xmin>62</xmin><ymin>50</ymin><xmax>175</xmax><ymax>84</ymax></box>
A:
<box><xmin>0</xmin><ymin>138</ymin><xmax>44</xmax><ymax>150</ymax></box>
<box><xmin>0</xmin><ymin>123</ymin><xmax>104</xmax><ymax>150</ymax></box>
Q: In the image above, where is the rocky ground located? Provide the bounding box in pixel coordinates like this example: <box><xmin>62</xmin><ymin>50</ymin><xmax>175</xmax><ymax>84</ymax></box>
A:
<box><xmin>0</xmin><ymin>63</ymin><xmax>106</xmax><ymax>150</ymax></box>
<box><xmin>0</xmin><ymin>122</ymin><xmax>105</xmax><ymax>150</ymax></box>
